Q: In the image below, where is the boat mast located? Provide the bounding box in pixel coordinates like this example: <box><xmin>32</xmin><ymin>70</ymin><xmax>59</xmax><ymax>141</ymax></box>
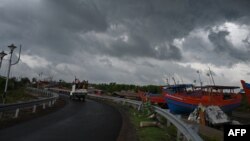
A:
<box><xmin>172</xmin><ymin>77</ymin><xmax>176</xmax><ymax>85</ymax></box>
<box><xmin>206</xmin><ymin>72</ymin><xmax>212</xmax><ymax>85</ymax></box>
<box><xmin>180</xmin><ymin>76</ymin><xmax>184</xmax><ymax>84</ymax></box>
<box><xmin>208</xmin><ymin>67</ymin><xmax>215</xmax><ymax>86</ymax></box>
<box><xmin>196</xmin><ymin>70</ymin><xmax>202</xmax><ymax>87</ymax></box>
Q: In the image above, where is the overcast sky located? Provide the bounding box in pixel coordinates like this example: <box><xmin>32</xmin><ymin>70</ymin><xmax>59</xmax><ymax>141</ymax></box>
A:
<box><xmin>0</xmin><ymin>0</ymin><xmax>250</xmax><ymax>86</ymax></box>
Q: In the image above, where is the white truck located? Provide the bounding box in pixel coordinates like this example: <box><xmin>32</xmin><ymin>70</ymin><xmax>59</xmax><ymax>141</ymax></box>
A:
<box><xmin>70</xmin><ymin>84</ymin><xmax>87</xmax><ymax>102</ymax></box>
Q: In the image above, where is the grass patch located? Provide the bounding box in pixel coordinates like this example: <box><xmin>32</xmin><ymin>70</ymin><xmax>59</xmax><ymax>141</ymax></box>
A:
<box><xmin>200</xmin><ymin>134</ymin><xmax>220</xmax><ymax>141</ymax></box>
<box><xmin>128</xmin><ymin>107</ymin><xmax>177</xmax><ymax>141</ymax></box>
<box><xmin>0</xmin><ymin>87</ymin><xmax>36</xmax><ymax>104</ymax></box>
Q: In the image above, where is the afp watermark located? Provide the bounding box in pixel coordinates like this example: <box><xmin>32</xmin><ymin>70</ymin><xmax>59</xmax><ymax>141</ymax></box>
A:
<box><xmin>224</xmin><ymin>125</ymin><xmax>250</xmax><ymax>140</ymax></box>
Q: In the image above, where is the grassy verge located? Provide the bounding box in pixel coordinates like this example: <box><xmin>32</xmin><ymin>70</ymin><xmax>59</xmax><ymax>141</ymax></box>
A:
<box><xmin>129</xmin><ymin>106</ymin><xmax>221</xmax><ymax>141</ymax></box>
<box><xmin>200</xmin><ymin>134</ymin><xmax>220</xmax><ymax>141</ymax></box>
<box><xmin>0</xmin><ymin>87</ymin><xmax>36</xmax><ymax>104</ymax></box>
<box><xmin>128</xmin><ymin>107</ymin><xmax>177</xmax><ymax>141</ymax></box>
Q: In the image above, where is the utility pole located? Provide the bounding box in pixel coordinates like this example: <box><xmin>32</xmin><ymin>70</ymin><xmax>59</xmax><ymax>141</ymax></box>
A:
<box><xmin>2</xmin><ymin>44</ymin><xmax>21</xmax><ymax>104</ymax></box>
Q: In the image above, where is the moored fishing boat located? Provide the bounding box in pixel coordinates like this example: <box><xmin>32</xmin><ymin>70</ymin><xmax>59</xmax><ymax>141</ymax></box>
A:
<box><xmin>162</xmin><ymin>84</ymin><xmax>242</xmax><ymax>114</ymax></box>
<box><xmin>240</xmin><ymin>80</ymin><xmax>250</xmax><ymax>105</ymax></box>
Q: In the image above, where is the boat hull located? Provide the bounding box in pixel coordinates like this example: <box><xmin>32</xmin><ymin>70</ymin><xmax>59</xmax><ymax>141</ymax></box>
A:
<box><xmin>165</xmin><ymin>97</ymin><xmax>241</xmax><ymax>114</ymax></box>
<box><xmin>166</xmin><ymin>98</ymin><xmax>196</xmax><ymax>114</ymax></box>
<box><xmin>138</xmin><ymin>91</ymin><xmax>166</xmax><ymax>106</ymax></box>
<box><xmin>241</xmin><ymin>80</ymin><xmax>250</xmax><ymax>105</ymax></box>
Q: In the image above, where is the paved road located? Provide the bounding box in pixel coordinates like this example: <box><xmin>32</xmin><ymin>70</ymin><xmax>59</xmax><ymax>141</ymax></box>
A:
<box><xmin>0</xmin><ymin>97</ymin><xmax>122</xmax><ymax>141</ymax></box>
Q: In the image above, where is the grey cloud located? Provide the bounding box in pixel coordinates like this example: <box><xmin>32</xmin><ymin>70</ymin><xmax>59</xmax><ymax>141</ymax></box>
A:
<box><xmin>44</xmin><ymin>0</ymin><xmax>108</xmax><ymax>32</ymax></box>
<box><xmin>108</xmin><ymin>35</ymin><xmax>182</xmax><ymax>60</ymax></box>
<box><xmin>99</xmin><ymin>0</ymin><xmax>250</xmax><ymax>42</ymax></box>
<box><xmin>1</xmin><ymin>0</ymin><xmax>250</xmax><ymax>84</ymax></box>
<box><xmin>99</xmin><ymin>58</ymin><xmax>113</xmax><ymax>67</ymax></box>
<box><xmin>1</xmin><ymin>0</ymin><xmax>250</xmax><ymax>61</ymax></box>
<box><xmin>0</xmin><ymin>0</ymin><xmax>108</xmax><ymax>56</ymax></box>
<box><xmin>208</xmin><ymin>30</ymin><xmax>250</xmax><ymax>63</ymax></box>
<box><xmin>79</xmin><ymin>32</ymin><xmax>182</xmax><ymax>60</ymax></box>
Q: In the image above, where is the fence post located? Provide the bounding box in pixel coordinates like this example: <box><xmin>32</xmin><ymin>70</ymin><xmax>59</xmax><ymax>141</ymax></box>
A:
<box><xmin>43</xmin><ymin>103</ymin><xmax>46</xmax><ymax>109</ymax></box>
<box><xmin>137</xmin><ymin>104</ymin><xmax>142</xmax><ymax>111</ymax></box>
<box><xmin>51</xmin><ymin>100</ymin><xmax>55</xmax><ymax>105</ymax></box>
<box><xmin>48</xmin><ymin>101</ymin><xmax>52</xmax><ymax>107</ymax></box>
<box><xmin>14</xmin><ymin>108</ymin><xmax>20</xmax><ymax>118</ymax></box>
<box><xmin>32</xmin><ymin>105</ymin><xmax>37</xmax><ymax>113</ymax></box>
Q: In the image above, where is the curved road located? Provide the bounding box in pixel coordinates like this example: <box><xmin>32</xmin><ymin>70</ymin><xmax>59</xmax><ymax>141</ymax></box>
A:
<box><xmin>0</xmin><ymin>97</ymin><xmax>122</xmax><ymax>141</ymax></box>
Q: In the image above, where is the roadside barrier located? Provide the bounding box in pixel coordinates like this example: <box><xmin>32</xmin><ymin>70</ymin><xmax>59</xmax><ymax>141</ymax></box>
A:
<box><xmin>0</xmin><ymin>88</ymin><xmax>59</xmax><ymax>119</ymax></box>
<box><xmin>88</xmin><ymin>94</ymin><xmax>203</xmax><ymax>141</ymax></box>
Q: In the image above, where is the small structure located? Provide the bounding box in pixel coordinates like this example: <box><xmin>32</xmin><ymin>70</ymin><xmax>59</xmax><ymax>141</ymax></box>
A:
<box><xmin>188</xmin><ymin>105</ymin><xmax>230</xmax><ymax>126</ymax></box>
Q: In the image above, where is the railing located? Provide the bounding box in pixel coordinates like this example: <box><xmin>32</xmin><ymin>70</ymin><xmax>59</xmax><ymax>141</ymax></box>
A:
<box><xmin>0</xmin><ymin>88</ymin><xmax>59</xmax><ymax>119</ymax></box>
<box><xmin>153</xmin><ymin>106</ymin><xmax>202</xmax><ymax>141</ymax></box>
<box><xmin>88</xmin><ymin>94</ymin><xmax>203</xmax><ymax>141</ymax></box>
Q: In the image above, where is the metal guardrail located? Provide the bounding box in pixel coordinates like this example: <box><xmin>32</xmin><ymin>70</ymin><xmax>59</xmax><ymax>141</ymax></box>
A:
<box><xmin>153</xmin><ymin>106</ymin><xmax>202</xmax><ymax>141</ymax></box>
<box><xmin>0</xmin><ymin>88</ymin><xmax>59</xmax><ymax>119</ymax></box>
<box><xmin>88</xmin><ymin>94</ymin><xmax>203</xmax><ymax>141</ymax></box>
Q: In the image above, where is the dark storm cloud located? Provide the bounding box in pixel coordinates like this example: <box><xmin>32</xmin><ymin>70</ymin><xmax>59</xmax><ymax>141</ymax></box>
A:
<box><xmin>44</xmin><ymin>0</ymin><xmax>108</xmax><ymax>32</ymax></box>
<box><xmin>208</xmin><ymin>30</ymin><xmax>250</xmax><ymax>63</ymax></box>
<box><xmin>84</xmin><ymin>0</ymin><xmax>250</xmax><ymax>61</ymax></box>
<box><xmin>93</xmin><ymin>33</ymin><xmax>182</xmax><ymax>60</ymax></box>
<box><xmin>100</xmin><ymin>0</ymin><xmax>250</xmax><ymax>40</ymax></box>
<box><xmin>0</xmin><ymin>0</ymin><xmax>108</xmax><ymax>56</ymax></box>
<box><xmin>1</xmin><ymin>0</ymin><xmax>250</xmax><ymax>84</ymax></box>
<box><xmin>1</xmin><ymin>0</ymin><xmax>250</xmax><ymax>61</ymax></box>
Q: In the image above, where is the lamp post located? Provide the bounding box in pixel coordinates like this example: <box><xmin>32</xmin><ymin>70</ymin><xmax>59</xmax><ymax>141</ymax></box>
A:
<box><xmin>2</xmin><ymin>44</ymin><xmax>21</xmax><ymax>104</ymax></box>
<box><xmin>0</xmin><ymin>51</ymin><xmax>7</xmax><ymax>69</ymax></box>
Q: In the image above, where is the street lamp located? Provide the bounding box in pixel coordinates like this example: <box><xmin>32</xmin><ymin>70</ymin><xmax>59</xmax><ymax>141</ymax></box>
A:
<box><xmin>0</xmin><ymin>51</ymin><xmax>7</xmax><ymax>69</ymax></box>
<box><xmin>8</xmin><ymin>44</ymin><xmax>17</xmax><ymax>53</ymax></box>
<box><xmin>2</xmin><ymin>44</ymin><xmax>21</xmax><ymax>104</ymax></box>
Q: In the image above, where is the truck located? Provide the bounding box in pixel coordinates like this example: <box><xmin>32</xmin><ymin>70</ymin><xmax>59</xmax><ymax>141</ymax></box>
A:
<box><xmin>69</xmin><ymin>80</ymin><xmax>88</xmax><ymax>102</ymax></box>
